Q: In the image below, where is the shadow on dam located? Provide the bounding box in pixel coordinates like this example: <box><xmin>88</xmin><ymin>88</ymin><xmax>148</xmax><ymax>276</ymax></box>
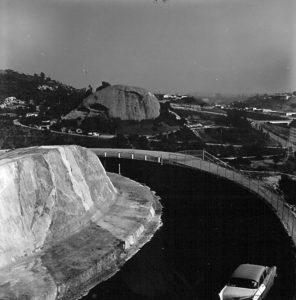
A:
<box><xmin>83</xmin><ymin>158</ymin><xmax>296</xmax><ymax>300</ymax></box>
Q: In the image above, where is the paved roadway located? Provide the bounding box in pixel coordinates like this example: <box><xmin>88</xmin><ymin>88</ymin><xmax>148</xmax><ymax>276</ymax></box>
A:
<box><xmin>91</xmin><ymin>148</ymin><xmax>296</xmax><ymax>250</ymax></box>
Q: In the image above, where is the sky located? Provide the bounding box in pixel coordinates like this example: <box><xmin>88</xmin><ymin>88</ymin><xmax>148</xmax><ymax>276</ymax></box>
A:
<box><xmin>1</xmin><ymin>0</ymin><xmax>295</xmax><ymax>94</ymax></box>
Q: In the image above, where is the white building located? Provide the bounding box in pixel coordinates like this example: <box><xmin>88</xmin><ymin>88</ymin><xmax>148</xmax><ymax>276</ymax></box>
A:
<box><xmin>0</xmin><ymin>97</ymin><xmax>26</xmax><ymax>109</ymax></box>
<box><xmin>26</xmin><ymin>112</ymin><xmax>39</xmax><ymax>117</ymax></box>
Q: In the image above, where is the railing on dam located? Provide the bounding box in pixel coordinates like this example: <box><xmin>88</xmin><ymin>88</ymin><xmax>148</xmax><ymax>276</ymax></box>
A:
<box><xmin>91</xmin><ymin>148</ymin><xmax>296</xmax><ymax>246</ymax></box>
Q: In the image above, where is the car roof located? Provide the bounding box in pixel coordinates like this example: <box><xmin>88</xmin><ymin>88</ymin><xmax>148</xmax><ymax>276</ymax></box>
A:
<box><xmin>231</xmin><ymin>264</ymin><xmax>266</xmax><ymax>282</ymax></box>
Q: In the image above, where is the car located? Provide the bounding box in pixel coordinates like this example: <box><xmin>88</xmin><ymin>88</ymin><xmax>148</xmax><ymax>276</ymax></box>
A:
<box><xmin>219</xmin><ymin>263</ymin><xmax>277</xmax><ymax>300</ymax></box>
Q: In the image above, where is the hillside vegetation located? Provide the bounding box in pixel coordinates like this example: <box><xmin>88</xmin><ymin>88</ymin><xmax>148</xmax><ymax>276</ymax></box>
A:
<box><xmin>0</xmin><ymin>70</ymin><xmax>186</xmax><ymax>150</ymax></box>
<box><xmin>0</xmin><ymin>69</ymin><xmax>87</xmax><ymax>116</ymax></box>
<box><xmin>241</xmin><ymin>93</ymin><xmax>296</xmax><ymax>111</ymax></box>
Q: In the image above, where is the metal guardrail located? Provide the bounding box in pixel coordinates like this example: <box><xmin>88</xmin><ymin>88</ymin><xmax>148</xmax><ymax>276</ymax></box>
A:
<box><xmin>91</xmin><ymin>148</ymin><xmax>296</xmax><ymax>246</ymax></box>
<box><xmin>179</xmin><ymin>149</ymin><xmax>235</xmax><ymax>170</ymax></box>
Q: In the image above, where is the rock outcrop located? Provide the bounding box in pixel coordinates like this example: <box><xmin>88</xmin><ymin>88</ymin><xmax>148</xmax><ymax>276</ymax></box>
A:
<box><xmin>0</xmin><ymin>146</ymin><xmax>162</xmax><ymax>299</ymax></box>
<box><xmin>65</xmin><ymin>85</ymin><xmax>160</xmax><ymax>121</ymax></box>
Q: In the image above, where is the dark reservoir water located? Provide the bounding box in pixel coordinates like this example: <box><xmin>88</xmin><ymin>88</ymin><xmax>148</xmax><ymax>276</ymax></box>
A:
<box><xmin>82</xmin><ymin>158</ymin><xmax>296</xmax><ymax>300</ymax></box>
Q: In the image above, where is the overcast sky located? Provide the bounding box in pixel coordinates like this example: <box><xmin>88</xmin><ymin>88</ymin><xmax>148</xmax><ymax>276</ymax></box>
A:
<box><xmin>1</xmin><ymin>0</ymin><xmax>295</xmax><ymax>94</ymax></box>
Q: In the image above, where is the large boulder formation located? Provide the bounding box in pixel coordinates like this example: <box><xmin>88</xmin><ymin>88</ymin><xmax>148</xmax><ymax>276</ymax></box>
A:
<box><xmin>65</xmin><ymin>85</ymin><xmax>160</xmax><ymax>121</ymax></box>
<box><xmin>0</xmin><ymin>146</ymin><xmax>162</xmax><ymax>299</ymax></box>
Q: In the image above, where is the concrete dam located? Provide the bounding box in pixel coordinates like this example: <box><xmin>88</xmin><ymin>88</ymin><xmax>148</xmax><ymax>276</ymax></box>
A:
<box><xmin>0</xmin><ymin>146</ymin><xmax>162</xmax><ymax>299</ymax></box>
<box><xmin>0</xmin><ymin>146</ymin><xmax>295</xmax><ymax>299</ymax></box>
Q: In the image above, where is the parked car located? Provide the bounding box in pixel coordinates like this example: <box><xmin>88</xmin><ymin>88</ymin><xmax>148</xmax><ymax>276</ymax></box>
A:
<box><xmin>88</xmin><ymin>132</ymin><xmax>100</xmax><ymax>137</ymax></box>
<box><xmin>219</xmin><ymin>263</ymin><xmax>277</xmax><ymax>300</ymax></box>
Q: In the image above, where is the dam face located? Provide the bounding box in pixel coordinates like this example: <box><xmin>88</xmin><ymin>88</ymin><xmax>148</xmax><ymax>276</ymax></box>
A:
<box><xmin>84</xmin><ymin>158</ymin><xmax>296</xmax><ymax>300</ymax></box>
<box><xmin>0</xmin><ymin>147</ymin><xmax>162</xmax><ymax>299</ymax></box>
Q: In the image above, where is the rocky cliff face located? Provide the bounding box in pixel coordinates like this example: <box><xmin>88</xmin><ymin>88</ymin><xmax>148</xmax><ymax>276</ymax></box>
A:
<box><xmin>65</xmin><ymin>85</ymin><xmax>160</xmax><ymax>121</ymax></box>
<box><xmin>0</xmin><ymin>145</ymin><xmax>117</xmax><ymax>268</ymax></box>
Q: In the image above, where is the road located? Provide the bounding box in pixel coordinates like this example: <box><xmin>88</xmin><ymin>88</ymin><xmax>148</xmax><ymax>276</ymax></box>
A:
<box><xmin>13</xmin><ymin>119</ymin><xmax>115</xmax><ymax>139</ymax></box>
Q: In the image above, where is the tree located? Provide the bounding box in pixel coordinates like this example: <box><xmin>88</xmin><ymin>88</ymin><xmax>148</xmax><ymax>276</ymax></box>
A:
<box><xmin>279</xmin><ymin>175</ymin><xmax>296</xmax><ymax>205</ymax></box>
<box><xmin>40</xmin><ymin>72</ymin><xmax>45</xmax><ymax>81</ymax></box>
<box><xmin>80</xmin><ymin>117</ymin><xmax>98</xmax><ymax>132</ymax></box>
<box><xmin>230</xmin><ymin>156</ymin><xmax>251</xmax><ymax>168</ymax></box>
<box><xmin>111</xmin><ymin>134</ymin><xmax>130</xmax><ymax>148</ymax></box>
<box><xmin>272</xmin><ymin>155</ymin><xmax>280</xmax><ymax>170</ymax></box>
<box><xmin>241</xmin><ymin>141</ymin><xmax>265</xmax><ymax>157</ymax></box>
<box><xmin>60</xmin><ymin>119</ymin><xmax>78</xmax><ymax>128</ymax></box>
<box><xmin>138</xmin><ymin>136</ymin><xmax>150</xmax><ymax>150</ymax></box>
<box><xmin>226</xmin><ymin>109</ymin><xmax>250</xmax><ymax>128</ymax></box>
<box><xmin>280</xmin><ymin>158</ymin><xmax>296</xmax><ymax>174</ymax></box>
<box><xmin>84</xmin><ymin>85</ymin><xmax>93</xmax><ymax>97</ymax></box>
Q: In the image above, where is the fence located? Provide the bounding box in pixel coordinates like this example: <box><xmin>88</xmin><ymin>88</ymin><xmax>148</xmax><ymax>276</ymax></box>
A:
<box><xmin>91</xmin><ymin>148</ymin><xmax>296</xmax><ymax>247</ymax></box>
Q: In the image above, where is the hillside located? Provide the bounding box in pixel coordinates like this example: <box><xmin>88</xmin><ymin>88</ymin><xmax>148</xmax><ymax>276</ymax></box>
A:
<box><xmin>243</xmin><ymin>94</ymin><xmax>296</xmax><ymax>111</ymax></box>
<box><xmin>0</xmin><ymin>70</ymin><xmax>181</xmax><ymax>139</ymax></box>
<box><xmin>0</xmin><ymin>69</ymin><xmax>87</xmax><ymax>116</ymax></box>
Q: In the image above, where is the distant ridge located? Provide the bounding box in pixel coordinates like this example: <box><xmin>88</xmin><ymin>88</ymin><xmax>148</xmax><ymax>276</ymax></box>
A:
<box><xmin>0</xmin><ymin>69</ymin><xmax>87</xmax><ymax>115</ymax></box>
<box><xmin>244</xmin><ymin>94</ymin><xmax>296</xmax><ymax>112</ymax></box>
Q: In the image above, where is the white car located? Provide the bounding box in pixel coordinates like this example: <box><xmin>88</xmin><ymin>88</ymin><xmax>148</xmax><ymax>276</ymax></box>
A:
<box><xmin>219</xmin><ymin>263</ymin><xmax>277</xmax><ymax>300</ymax></box>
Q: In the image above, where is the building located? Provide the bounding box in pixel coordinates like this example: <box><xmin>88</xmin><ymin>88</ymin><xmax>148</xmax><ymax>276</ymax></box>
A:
<box><xmin>0</xmin><ymin>97</ymin><xmax>26</xmax><ymax>109</ymax></box>
<box><xmin>38</xmin><ymin>125</ymin><xmax>50</xmax><ymax>130</ymax></box>
<box><xmin>26</xmin><ymin>112</ymin><xmax>39</xmax><ymax>117</ymax></box>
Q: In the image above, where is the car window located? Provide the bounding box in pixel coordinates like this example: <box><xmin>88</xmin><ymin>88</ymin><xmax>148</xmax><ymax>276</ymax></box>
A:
<box><xmin>228</xmin><ymin>278</ymin><xmax>258</xmax><ymax>289</ymax></box>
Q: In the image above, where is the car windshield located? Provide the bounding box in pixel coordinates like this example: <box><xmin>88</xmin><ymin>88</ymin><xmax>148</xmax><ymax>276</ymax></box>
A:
<box><xmin>228</xmin><ymin>278</ymin><xmax>258</xmax><ymax>289</ymax></box>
